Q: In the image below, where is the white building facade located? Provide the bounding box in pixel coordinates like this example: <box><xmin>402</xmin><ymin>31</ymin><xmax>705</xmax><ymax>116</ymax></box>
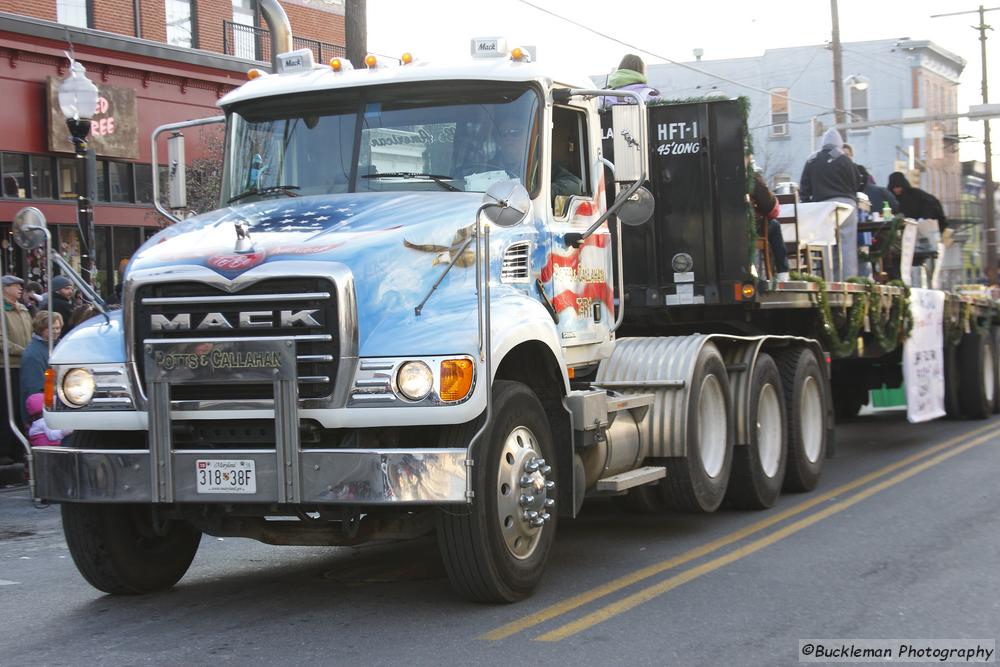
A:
<box><xmin>595</xmin><ymin>39</ymin><xmax>965</xmax><ymax>215</ymax></box>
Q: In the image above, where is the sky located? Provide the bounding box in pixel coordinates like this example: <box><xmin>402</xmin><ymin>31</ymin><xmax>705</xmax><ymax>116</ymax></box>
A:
<box><xmin>367</xmin><ymin>0</ymin><xmax>998</xmax><ymax>163</ymax></box>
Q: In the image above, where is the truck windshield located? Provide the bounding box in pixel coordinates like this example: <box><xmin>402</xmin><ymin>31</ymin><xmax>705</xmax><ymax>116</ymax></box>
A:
<box><xmin>222</xmin><ymin>82</ymin><xmax>540</xmax><ymax>203</ymax></box>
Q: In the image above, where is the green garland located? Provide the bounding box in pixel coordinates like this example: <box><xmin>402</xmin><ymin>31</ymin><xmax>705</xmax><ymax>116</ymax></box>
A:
<box><xmin>790</xmin><ymin>272</ymin><xmax>913</xmax><ymax>358</ymax></box>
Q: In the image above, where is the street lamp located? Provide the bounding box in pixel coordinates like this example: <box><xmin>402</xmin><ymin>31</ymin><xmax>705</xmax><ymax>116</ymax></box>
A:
<box><xmin>57</xmin><ymin>59</ymin><xmax>99</xmax><ymax>287</ymax></box>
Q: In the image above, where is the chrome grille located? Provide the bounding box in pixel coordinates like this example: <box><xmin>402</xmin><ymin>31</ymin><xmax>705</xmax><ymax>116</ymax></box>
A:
<box><xmin>134</xmin><ymin>278</ymin><xmax>338</xmax><ymax>400</ymax></box>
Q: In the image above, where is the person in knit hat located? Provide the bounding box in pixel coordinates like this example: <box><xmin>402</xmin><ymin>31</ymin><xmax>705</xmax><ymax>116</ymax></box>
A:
<box><xmin>600</xmin><ymin>54</ymin><xmax>662</xmax><ymax>109</ymax></box>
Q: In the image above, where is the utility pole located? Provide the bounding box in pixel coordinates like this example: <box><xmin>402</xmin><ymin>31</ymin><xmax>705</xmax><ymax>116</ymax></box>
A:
<box><xmin>345</xmin><ymin>0</ymin><xmax>367</xmax><ymax>67</ymax></box>
<box><xmin>830</xmin><ymin>0</ymin><xmax>845</xmax><ymax>126</ymax></box>
<box><xmin>932</xmin><ymin>5</ymin><xmax>999</xmax><ymax>280</ymax></box>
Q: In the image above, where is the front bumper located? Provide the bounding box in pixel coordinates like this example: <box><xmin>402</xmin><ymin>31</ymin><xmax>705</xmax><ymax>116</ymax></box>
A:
<box><xmin>33</xmin><ymin>446</ymin><xmax>469</xmax><ymax>504</ymax></box>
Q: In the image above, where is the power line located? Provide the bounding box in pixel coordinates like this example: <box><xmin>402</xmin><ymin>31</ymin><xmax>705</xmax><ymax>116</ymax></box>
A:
<box><xmin>515</xmin><ymin>0</ymin><xmax>847</xmax><ymax>115</ymax></box>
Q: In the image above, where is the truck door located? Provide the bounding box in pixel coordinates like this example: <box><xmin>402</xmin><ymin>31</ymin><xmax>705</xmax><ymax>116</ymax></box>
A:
<box><xmin>540</xmin><ymin>104</ymin><xmax>614</xmax><ymax>349</ymax></box>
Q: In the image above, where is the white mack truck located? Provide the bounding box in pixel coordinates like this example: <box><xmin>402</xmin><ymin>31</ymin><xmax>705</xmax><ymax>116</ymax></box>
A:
<box><xmin>6</xmin><ymin>2</ymin><xmax>996</xmax><ymax>603</ymax></box>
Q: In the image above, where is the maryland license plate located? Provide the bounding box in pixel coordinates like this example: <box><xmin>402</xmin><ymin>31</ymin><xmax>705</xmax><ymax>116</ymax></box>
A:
<box><xmin>196</xmin><ymin>459</ymin><xmax>257</xmax><ymax>494</ymax></box>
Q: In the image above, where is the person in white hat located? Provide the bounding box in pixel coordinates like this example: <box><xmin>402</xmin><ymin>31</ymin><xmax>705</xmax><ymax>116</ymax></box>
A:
<box><xmin>1</xmin><ymin>274</ymin><xmax>31</xmax><ymax>464</ymax></box>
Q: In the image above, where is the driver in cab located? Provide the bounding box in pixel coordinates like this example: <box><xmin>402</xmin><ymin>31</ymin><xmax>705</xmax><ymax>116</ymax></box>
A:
<box><xmin>464</xmin><ymin>115</ymin><xmax>583</xmax><ymax>206</ymax></box>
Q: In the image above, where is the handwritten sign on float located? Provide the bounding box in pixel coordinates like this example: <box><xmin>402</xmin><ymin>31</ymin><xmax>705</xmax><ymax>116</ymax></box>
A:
<box><xmin>46</xmin><ymin>76</ymin><xmax>139</xmax><ymax>159</ymax></box>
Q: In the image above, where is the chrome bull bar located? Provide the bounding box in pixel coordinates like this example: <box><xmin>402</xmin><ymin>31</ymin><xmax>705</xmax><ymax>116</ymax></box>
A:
<box><xmin>33</xmin><ymin>337</ymin><xmax>469</xmax><ymax>504</ymax></box>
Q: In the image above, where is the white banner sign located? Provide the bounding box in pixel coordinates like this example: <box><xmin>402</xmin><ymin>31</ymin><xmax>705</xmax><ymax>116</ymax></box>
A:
<box><xmin>903</xmin><ymin>288</ymin><xmax>946</xmax><ymax>423</ymax></box>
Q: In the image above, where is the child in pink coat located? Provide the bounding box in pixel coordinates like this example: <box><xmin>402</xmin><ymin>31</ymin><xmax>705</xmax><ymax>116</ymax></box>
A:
<box><xmin>25</xmin><ymin>393</ymin><xmax>71</xmax><ymax>446</ymax></box>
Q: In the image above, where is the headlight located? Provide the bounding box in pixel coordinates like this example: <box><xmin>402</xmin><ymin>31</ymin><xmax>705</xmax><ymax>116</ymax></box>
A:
<box><xmin>396</xmin><ymin>361</ymin><xmax>433</xmax><ymax>401</ymax></box>
<box><xmin>61</xmin><ymin>368</ymin><xmax>96</xmax><ymax>407</ymax></box>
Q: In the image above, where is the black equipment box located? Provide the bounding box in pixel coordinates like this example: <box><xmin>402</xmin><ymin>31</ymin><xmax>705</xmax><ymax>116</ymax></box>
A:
<box><xmin>602</xmin><ymin>99</ymin><xmax>751</xmax><ymax>310</ymax></box>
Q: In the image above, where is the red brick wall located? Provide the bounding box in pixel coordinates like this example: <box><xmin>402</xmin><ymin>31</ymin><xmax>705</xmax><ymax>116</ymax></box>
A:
<box><xmin>91</xmin><ymin>0</ymin><xmax>135</xmax><ymax>37</ymax></box>
<box><xmin>282</xmin><ymin>2</ymin><xmax>344</xmax><ymax>48</ymax></box>
<box><xmin>0</xmin><ymin>0</ymin><xmax>57</xmax><ymax>22</ymax></box>
<box><xmin>195</xmin><ymin>0</ymin><xmax>231</xmax><ymax>53</ymax></box>
<box><xmin>0</xmin><ymin>1</ymin><xmax>344</xmax><ymax>55</ymax></box>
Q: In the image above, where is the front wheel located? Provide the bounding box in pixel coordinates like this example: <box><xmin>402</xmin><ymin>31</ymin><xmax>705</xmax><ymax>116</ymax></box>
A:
<box><xmin>62</xmin><ymin>503</ymin><xmax>202</xmax><ymax>595</ymax></box>
<box><xmin>436</xmin><ymin>380</ymin><xmax>557</xmax><ymax>602</ymax></box>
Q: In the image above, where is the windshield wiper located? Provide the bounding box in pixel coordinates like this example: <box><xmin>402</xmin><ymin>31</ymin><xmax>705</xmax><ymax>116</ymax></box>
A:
<box><xmin>227</xmin><ymin>184</ymin><xmax>301</xmax><ymax>204</ymax></box>
<box><xmin>361</xmin><ymin>172</ymin><xmax>460</xmax><ymax>192</ymax></box>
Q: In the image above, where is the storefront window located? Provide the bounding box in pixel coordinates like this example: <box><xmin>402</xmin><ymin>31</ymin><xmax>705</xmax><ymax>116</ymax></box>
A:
<box><xmin>2</xmin><ymin>153</ymin><xmax>27</xmax><ymax>198</ymax></box>
<box><xmin>95</xmin><ymin>159</ymin><xmax>108</xmax><ymax>202</ymax></box>
<box><xmin>30</xmin><ymin>156</ymin><xmax>55</xmax><ymax>200</ymax></box>
<box><xmin>134</xmin><ymin>164</ymin><xmax>153</xmax><ymax>203</ymax></box>
<box><xmin>109</xmin><ymin>162</ymin><xmax>133</xmax><ymax>203</ymax></box>
<box><xmin>58</xmin><ymin>226</ymin><xmax>82</xmax><ymax>275</ymax></box>
<box><xmin>112</xmin><ymin>227</ymin><xmax>138</xmax><ymax>296</ymax></box>
<box><xmin>59</xmin><ymin>158</ymin><xmax>78</xmax><ymax>199</ymax></box>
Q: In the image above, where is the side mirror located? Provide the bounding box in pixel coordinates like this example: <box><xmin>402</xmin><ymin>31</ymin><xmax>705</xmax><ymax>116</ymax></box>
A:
<box><xmin>482</xmin><ymin>180</ymin><xmax>531</xmax><ymax>227</ymax></box>
<box><xmin>167</xmin><ymin>131</ymin><xmax>187</xmax><ymax>210</ymax></box>
<box><xmin>12</xmin><ymin>207</ymin><xmax>48</xmax><ymax>250</ymax></box>
<box><xmin>616</xmin><ymin>186</ymin><xmax>654</xmax><ymax>226</ymax></box>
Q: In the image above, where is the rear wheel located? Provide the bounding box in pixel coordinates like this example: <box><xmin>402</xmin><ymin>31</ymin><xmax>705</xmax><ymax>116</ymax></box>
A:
<box><xmin>727</xmin><ymin>353</ymin><xmax>787</xmax><ymax>509</ymax></box>
<box><xmin>62</xmin><ymin>503</ymin><xmax>201</xmax><ymax>595</ymax></box>
<box><xmin>958</xmin><ymin>330</ymin><xmax>994</xmax><ymax>419</ymax></box>
<box><xmin>776</xmin><ymin>348</ymin><xmax>827</xmax><ymax>492</ymax></box>
<box><xmin>436</xmin><ymin>381</ymin><xmax>557</xmax><ymax>602</ymax></box>
<box><xmin>659</xmin><ymin>343</ymin><xmax>733</xmax><ymax>512</ymax></box>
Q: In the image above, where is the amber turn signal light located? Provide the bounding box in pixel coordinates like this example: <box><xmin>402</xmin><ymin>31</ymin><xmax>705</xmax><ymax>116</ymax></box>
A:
<box><xmin>440</xmin><ymin>359</ymin><xmax>474</xmax><ymax>402</ymax></box>
<box><xmin>44</xmin><ymin>368</ymin><xmax>55</xmax><ymax>410</ymax></box>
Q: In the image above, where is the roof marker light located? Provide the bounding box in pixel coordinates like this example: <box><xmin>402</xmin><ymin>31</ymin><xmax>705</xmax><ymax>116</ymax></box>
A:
<box><xmin>329</xmin><ymin>57</ymin><xmax>353</xmax><ymax>72</ymax></box>
<box><xmin>510</xmin><ymin>47</ymin><xmax>531</xmax><ymax>62</ymax></box>
<box><xmin>364</xmin><ymin>54</ymin><xmax>378</xmax><ymax>68</ymax></box>
<box><xmin>401</xmin><ymin>52</ymin><xmax>414</xmax><ymax>65</ymax></box>
<box><xmin>247</xmin><ymin>68</ymin><xmax>265</xmax><ymax>80</ymax></box>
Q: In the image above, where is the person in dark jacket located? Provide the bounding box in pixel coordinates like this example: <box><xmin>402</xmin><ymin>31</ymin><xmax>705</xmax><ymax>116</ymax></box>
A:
<box><xmin>18</xmin><ymin>311</ymin><xmax>62</xmax><ymax>428</ymax></box>
<box><xmin>799</xmin><ymin>128</ymin><xmax>861</xmax><ymax>278</ymax></box>
<box><xmin>748</xmin><ymin>156</ymin><xmax>789</xmax><ymax>280</ymax></box>
<box><xmin>857</xmin><ymin>165</ymin><xmax>899</xmax><ymax>215</ymax></box>
<box><xmin>19</xmin><ymin>310</ymin><xmax>62</xmax><ymax>426</ymax></box>
<box><xmin>38</xmin><ymin>275</ymin><xmax>74</xmax><ymax>336</ymax></box>
<box><xmin>887</xmin><ymin>172</ymin><xmax>948</xmax><ymax>232</ymax></box>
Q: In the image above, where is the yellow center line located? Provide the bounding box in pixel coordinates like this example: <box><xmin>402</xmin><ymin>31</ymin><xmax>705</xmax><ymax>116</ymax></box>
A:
<box><xmin>535</xmin><ymin>427</ymin><xmax>998</xmax><ymax>642</ymax></box>
<box><xmin>481</xmin><ymin>420</ymin><xmax>1000</xmax><ymax>641</ymax></box>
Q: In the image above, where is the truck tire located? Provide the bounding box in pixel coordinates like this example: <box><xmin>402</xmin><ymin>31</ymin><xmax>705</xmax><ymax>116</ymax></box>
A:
<box><xmin>991</xmin><ymin>327</ymin><xmax>1000</xmax><ymax>414</ymax></box>
<box><xmin>659</xmin><ymin>343</ymin><xmax>733</xmax><ymax>512</ymax></box>
<box><xmin>943</xmin><ymin>342</ymin><xmax>962</xmax><ymax>418</ymax></box>
<box><xmin>726</xmin><ymin>353</ymin><xmax>787</xmax><ymax>510</ymax></box>
<box><xmin>61</xmin><ymin>503</ymin><xmax>201</xmax><ymax>595</ymax></box>
<box><xmin>958</xmin><ymin>331</ymin><xmax>995</xmax><ymax>419</ymax></box>
<box><xmin>776</xmin><ymin>348</ymin><xmax>827</xmax><ymax>493</ymax></box>
<box><xmin>436</xmin><ymin>380</ymin><xmax>557</xmax><ymax>603</ymax></box>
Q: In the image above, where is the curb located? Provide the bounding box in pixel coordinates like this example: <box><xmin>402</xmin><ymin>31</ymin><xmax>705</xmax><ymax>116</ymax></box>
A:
<box><xmin>0</xmin><ymin>462</ymin><xmax>27</xmax><ymax>487</ymax></box>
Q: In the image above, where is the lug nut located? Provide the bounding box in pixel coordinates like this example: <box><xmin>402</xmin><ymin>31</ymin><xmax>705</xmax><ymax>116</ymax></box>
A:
<box><xmin>540</xmin><ymin>465</ymin><xmax>552</xmax><ymax>475</ymax></box>
<box><xmin>544</xmin><ymin>498</ymin><xmax>555</xmax><ymax>508</ymax></box>
<box><xmin>545</xmin><ymin>480</ymin><xmax>555</xmax><ymax>491</ymax></box>
<box><xmin>524</xmin><ymin>460</ymin><xmax>540</xmax><ymax>473</ymax></box>
<box><xmin>519</xmin><ymin>494</ymin><xmax>535</xmax><ymax>507</ymax></box>
<box><xmin>540</xmin><ymin>511</ymin><xmax>550</xmax><ymax>522</ymax></box>
<box><xmin>520</xmin><ymin>475</ymin><xmax>534</xmax><ymax>488</ymax></box>
<box><xmin>524</xmin><ymin>510</ymin><xmax>539</xmax><ymax>522</ymax></box>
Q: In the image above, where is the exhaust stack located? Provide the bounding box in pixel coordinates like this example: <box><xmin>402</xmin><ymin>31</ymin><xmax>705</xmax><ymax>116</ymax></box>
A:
<box><xmin>259</xmin><ymin>0</ymin><xmax>293</xmax><ymax>71</ymax></box>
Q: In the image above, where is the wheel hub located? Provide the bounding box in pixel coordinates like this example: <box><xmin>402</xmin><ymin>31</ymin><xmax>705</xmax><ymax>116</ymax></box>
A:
<box><xmin>497</xmin><ymin>426</ymin><xmax>555</xmax><ymax>560</ymax></box>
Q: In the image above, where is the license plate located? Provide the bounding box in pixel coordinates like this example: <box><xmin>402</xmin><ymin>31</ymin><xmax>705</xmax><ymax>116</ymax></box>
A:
<box><xmin>196</xmin><ymin>459</ymin><xmax>257</xmax><ymax>494</ymax></box>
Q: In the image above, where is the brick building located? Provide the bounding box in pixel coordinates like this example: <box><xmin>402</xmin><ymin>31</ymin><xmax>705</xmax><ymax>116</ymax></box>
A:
<box><xmin>0</xmin><ymin>1</ymin><xmax>345</xmax><ymax>297</ymax></box>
